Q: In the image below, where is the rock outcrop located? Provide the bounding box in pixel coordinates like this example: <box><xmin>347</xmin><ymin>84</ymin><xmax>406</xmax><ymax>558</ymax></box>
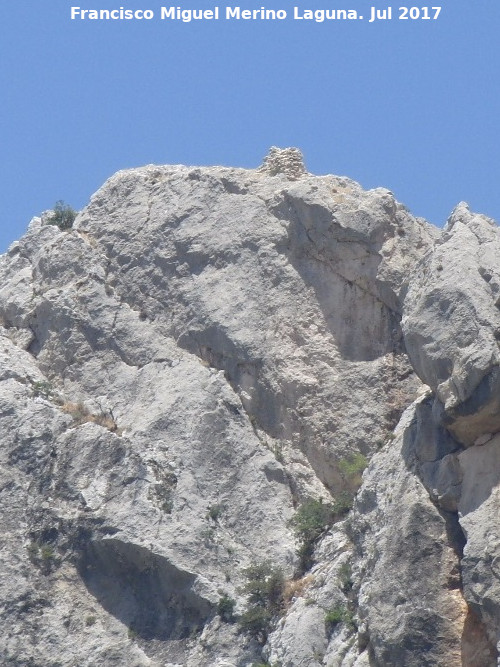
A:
<box><xmin>1</xmin><ymin>148</ymin><xmax>500</xmax><ymax>665</ymax></box>
<box><xmin>403</xmin><ymin>202</ymin><xmax>500</xmax><ymax>446</ymax></box>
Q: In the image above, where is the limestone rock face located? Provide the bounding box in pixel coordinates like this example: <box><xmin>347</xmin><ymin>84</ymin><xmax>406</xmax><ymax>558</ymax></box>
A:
<box><xmin>403</xmin><ymin>203</ymin><xmax>500</xmax><ymax>445</ymax></box>
<box><xmin>74</xmin><ymin>163</ymin><xmax>432</xmax><ymax>499</ymax></box>
<box><xmin>351</xmin><ymin>400</ymin><xmax>467</xmax><ymax>666</ymax></box>
<box><xmin>2</xmin><ymin>156</ymin><xmax>500</xmax><ymax>665</ymax></box>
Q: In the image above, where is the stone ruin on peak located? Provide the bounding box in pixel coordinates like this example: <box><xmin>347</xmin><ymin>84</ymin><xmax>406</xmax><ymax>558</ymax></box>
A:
<box><xmin>258</xmin><ymin>145</ymin><xmax>308</xmax><ymax>179</ymax></box>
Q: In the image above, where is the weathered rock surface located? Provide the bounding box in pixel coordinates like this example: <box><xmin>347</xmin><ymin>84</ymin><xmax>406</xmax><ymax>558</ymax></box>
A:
<box><xmin>73</xmin><ymin>158</ymin><xmax>432</xmax><ymax>497</ymax></box>
<box><xmin>1</xmin><ymin>149</ymin><xmax>500</xmax><ymax>665</ymax></box>
<box><xmin>403</xmin><ymin>202</ymin><xmax>500</xmax><ymax>445</ymax></box>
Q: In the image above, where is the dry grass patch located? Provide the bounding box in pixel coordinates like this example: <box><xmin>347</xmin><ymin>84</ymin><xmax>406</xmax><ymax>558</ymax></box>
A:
<box><xmin>61</xmin><ymin>402</ymin><xmax>121</xmax><ymax>434</ymax></box>
<box><xmin>77</xmin><ymin>230</ymin><xmax>99</xmax><ymax>248</ymax></box>
<box><xmin>283</xmin><ymin>574</ymin><xmax>315</xmax><ymax>605</ymax></box>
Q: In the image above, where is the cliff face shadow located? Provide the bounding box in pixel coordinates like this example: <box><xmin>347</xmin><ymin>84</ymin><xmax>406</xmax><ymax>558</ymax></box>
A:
<box><xmin>77</xmin><ymin>539</ymin><xmax>212</xmax><ymax>640</ymax></box>
<box><xmin>280</xmin><ymin>196</ymin><xmax>398</xmax><ymax>362</ymax></box>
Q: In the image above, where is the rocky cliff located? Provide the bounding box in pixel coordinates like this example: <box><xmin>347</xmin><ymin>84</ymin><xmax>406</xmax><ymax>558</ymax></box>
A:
<box><xmin>0</xmin><ymin>148</ymin><xmax>499</xmax><ymax>666</ymax></box>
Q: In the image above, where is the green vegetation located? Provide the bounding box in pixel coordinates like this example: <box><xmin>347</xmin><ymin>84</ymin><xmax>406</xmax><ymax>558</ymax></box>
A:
<box><xmin>40</xmin><ymin>544</ymin><xmax>55</xmax><ymax>561</ymax></box>
<box><xmin>333</xmin><ymin>491</ymin><xmax>354</xmax><ymax>515</ymax></box>
<box><xmin>32</xmin><ymin>380</ymin><xmax>55</xmax><ymax>400</ymax></box>
<box><xmin>338</xmin><ymin>561</ymin><xmax>353</xmax><ymax>593</ymax></box>
<box><xmin>151</xmin><ymin>482</ymin><xmax>174</xmax><ymax>514</ymax></box>
<box><xmin>272</xmin><ymin>442</ymin><xmax>284</xmax><ymax>464</ymax></box>
<box><xmin>216</xmin><ymin>594</ymin><xmax>236</xmax><ymax>622</ymax></box>
<box><xmin>338</xmin><ymin>452</ymin><xmax>367</xmax><ymax>479</ymax></box>
<box><xmin>207</xmin><ymin>504</ymin><xmax>223</xmax><ymax>521</ymax></box>
<box><xmin>325</xmin><ymin>605</ymin><xmax>356</xmax><ymax>632</ymax></box>
<box><xmin>242</xmin><ymin>562</ymin><xmax>284</xmax><ymax>613</ymax></box>
<box><xmin>85</xmin><ymin>615</ymin><xmax>96</xmax><ymax>627</ymax></box>
<box><xmin>290</xmin><ymin>494</ymin><xmax>356</xmax><ymax>572</ymax></box>
<box><xmin>325</xmin><ymin>607</ymin><xmax>345</xmax><ymax>624</ymax></box>
<box><xmin>339</xmin><ymin>453</ymin><xmax>368</xmax><ymax>489</ymax></box>
<box><xmin>239</xmin><ymin>606</ymin><xmax>272</xmax><ymax>643</ymax></box>
<box><xmin>27</xmin><ymin>542</ymin><xmax>40</xmax><ymax>562</ymax></box>
<box><xmin>47</xmin><ymin>201</ymin><xmax>76</xmax><ymax>230</ymax></box>
<box><xmin>201</xmin><ymin>527</ymin><xmax>215</xmax><ymax>542</ymax></box>
<box><xmin>285</xmin><ymin>452</ymin><xmax>368</xmax><ymax>572</ymax></box>
<box><xmin>289</xmin><ymin>499</ymin><xmax>335</xmax><ymax>571</ymax></box>
<box><xmin>161</xmin><ymin>498</ymin><xmax>173</xmax><ymax>513</ymax></box>
<box><xmin>238</xmin><ymin>562</ymin><xmax>285</xmax><ymax>644</ymax></box>
<box><xmin>27</xmin><ymin>540</ymin><xmax>59</xmax><ymax>574</ymax></box>
<box><xmin>290</xmin><ymin>499</ymin><xmax>334</xmax><ymax>544</ymax></box>
<box><xmin>27</xmin><ymin>541</ymin><xmax>55</xmax><ymax>562</ymax></box>
<box><xmin>150</xmin><ymin>469</ymin><xmax>177</xmax><ymax>514</ymax></box>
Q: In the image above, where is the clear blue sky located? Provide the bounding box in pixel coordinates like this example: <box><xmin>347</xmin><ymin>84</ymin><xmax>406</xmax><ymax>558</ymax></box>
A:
<box><xmin>1</xmin><ymin>1</ymin><xmax>499</xmax><ymax>251</ymax></box>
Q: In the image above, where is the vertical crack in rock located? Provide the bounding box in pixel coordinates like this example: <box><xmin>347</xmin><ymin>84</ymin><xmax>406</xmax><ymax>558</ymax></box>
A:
<box><xmin>401</xmin><ymin>204</ymin><xmax>500</xmax><ymax>663</ymax></box>
<box><xmin>398</xmin><ymin>395</ymin><xmax>498</xmax><ymax>666</ymax></box>
<box><xmin>461</xmin><ymin>606</ymin><xmax>498</xmax><ymax>666</ymax></box>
